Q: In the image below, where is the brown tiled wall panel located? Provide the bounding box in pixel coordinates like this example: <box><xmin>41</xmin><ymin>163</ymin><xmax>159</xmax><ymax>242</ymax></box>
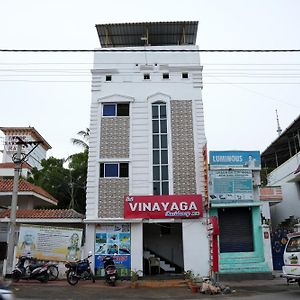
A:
<box><xmin>171</xmin><ymin>100</ymin><xmax>197</xmax><ymax>194</ymax></box>
<box><xmin>100</xmin><ymin>117</ymin><xmax>130</xmax><ymax>158</ymax></box>
<box><xmin>98</xmin><ymin>178</ymin><xmax>129</xmax><ymax>218</ymax></box>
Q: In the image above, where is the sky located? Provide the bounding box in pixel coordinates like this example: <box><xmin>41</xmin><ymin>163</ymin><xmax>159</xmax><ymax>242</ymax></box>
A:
<box><xmin>1</xmin><ymin>0</ymin><xmax>300</xmax><ymax>162</ymax></box>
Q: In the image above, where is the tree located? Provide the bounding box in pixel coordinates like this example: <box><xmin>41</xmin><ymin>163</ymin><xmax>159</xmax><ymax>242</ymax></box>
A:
<box><xmin>28</xmin><ymin>153</ymin><xmax>88</xmax><ymax>214</ymax></box>
<box><xmin>71</xmin><ymin>128</ymin><xmax>90</xmax><ymax>151</ymax></box>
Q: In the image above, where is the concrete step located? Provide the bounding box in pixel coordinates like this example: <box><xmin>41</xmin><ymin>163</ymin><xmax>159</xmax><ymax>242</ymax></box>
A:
<box><xmin>219</xmin><ymin>261</ymin><xmax>270</xmax><ymax>274</ymax></box>
<box><xmin>143</xmin><ymin>250</ymin><xmax>176</xmax><ymax>272</ymax></box>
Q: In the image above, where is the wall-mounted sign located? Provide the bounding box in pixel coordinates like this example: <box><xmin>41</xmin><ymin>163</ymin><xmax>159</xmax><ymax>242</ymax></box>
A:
<box><xmin>17</xmin><ymin>224</ymin><xmax>83</xmax><ymax>261</ymax></box>
<box><xmin>209</xmin><ymin>151</ymin><xmax>261</xmax><ymax>170</ymax></box>
<box><xmin>94</xmin><ymin>224</ymin><xmax>131</xmax><ymax>277</ymax></box>
<box><xmin>124</xmin><ymin>194</ymin><xmax>203</xmax><ymax>219</ymax></box>
<box><xmin>209</xmin><ymin>169</ymin><xmax>253</xmax><ymax>202</ymax></box>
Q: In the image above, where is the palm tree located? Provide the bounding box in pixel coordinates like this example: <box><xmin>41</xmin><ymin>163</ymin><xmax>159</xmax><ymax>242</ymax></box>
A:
<box><xmin>71</xmin><ymin>128</ymin><xmax>90</xmax><ymax>151</ymax></box>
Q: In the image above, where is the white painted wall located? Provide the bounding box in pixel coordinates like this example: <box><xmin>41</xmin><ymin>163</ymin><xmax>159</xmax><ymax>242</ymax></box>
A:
<box><xmin>131</xmin><ymin>223</ymin><xmax>143</xmax><ymax>274</ymax></box>
<box><xmin>261</xmin><ymin>224</ymin><xmax>273</xmax><ymax>271</ymax></box>
<box><xmin>268</xmin><ymin>153</ymin><xmax>300</xmax><ymax>226</ymax></box>
<box><xmin>84</xmin><ymin>223</ymin><xmax>96</xmax><ymax>270</ymax></box>
<box><xmin>86</xmin><ymin>45</ymin><xmax>205</xmax><ymax>219</ymax></box>
<box><xmin>182</xmin><ymin>219</ymin><xmax>209</xmax><ymax>276</ymax></box>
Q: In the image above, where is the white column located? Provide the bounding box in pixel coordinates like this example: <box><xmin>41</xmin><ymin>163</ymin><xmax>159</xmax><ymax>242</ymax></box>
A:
<box><xmin>182</xmin><ymin>220</ymin><xmax>209</xmax><ymax>276</ymax></box>
<box><xmin>131</xmin><ymin>222</ymin><xmax>143</xmax><ymax>276</ymax></box>
<box><xmin>262</xmin><ymin>224</ymin><xmax>273</xmax><ymax>271</ymax></box>
<box><xmin>84</xmin><ymin>223</ymin><xmax>95</xmax><ymax>269</ymax></box>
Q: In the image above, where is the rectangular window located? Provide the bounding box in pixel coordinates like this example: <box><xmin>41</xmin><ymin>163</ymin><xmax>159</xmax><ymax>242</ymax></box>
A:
<box><xmin>162</xmin><ymin>73</ymin><xmax>169</xmax><ymax>79</ymax></box>
<box><xmin>102</xmin><ymin>103</ymin><xmax>129</xmax><ymax>117</ymax></box>
<box><xmin>103</xmin><ymin>104</ymin><xmax>116</xmax><ymax>116</ymax></box>
<box><xmin>144</xmin><ymin>73</ymin><xmax>150</xmax><ymax>80</ymax></box>
<box><xmin>106</xmin><ymin>75</ymin><xmax>112</xmax><ymax>81</ymax></box>
<box><xmin>100</xmin><ymin>163</ymin><xmax>129</xmax><ymax>178</ymax></box>
<box><xmin>182</xmin><ymin>72</ymin><xmax>189</xmax><ymax>79</ymax></box>
<box><xmin>117</xmin><ymin>103</ymin><xmax>130</xmax><ymax>116</ymax></box>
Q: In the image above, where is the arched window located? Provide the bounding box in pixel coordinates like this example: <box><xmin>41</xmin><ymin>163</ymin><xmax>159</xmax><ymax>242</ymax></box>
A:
<box><xmin>152</xmin><ymin>102</ymin><xmax>169</xmax><ymax>195</ymax></box>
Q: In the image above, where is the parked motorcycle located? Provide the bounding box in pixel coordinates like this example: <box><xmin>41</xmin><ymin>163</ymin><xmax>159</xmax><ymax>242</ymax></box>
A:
<box><xmin>12</xmin><ymin>255</ymin><xmax>50</xmax><ymax>283</ymax></box>
<box><xmin>65</xmin><ymin>252</ymin><xmax>95</xmax><ymax>286</ymax></box>
<box><xmin>103</xmin><ymin>255</ymin><xmax>118</xmax><ymax>286</ymax></box>
<box><xmin>28</xmin><ymin>258</ymin><xmax>59</xmax><ymax>281</ymax></box>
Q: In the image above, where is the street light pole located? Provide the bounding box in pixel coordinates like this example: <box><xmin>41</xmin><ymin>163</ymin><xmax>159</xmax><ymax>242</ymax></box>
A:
<box><xmin>6</xmin><ymin>140</ymin><xmax>22</xmax><ymax>276</ymax></box>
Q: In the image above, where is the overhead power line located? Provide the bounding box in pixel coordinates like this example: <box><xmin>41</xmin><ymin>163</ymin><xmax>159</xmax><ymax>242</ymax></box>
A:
<box><xmin>1</xmin><ymin>49</ymin><xmax>300</xmax><ymax>53</ymax></box>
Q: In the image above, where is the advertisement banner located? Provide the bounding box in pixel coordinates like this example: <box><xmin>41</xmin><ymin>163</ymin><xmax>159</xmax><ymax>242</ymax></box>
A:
<box><xmin>95</xmin><ymin>224</ymin><xmax>131</xmax><ymax>277</ymax></box>
<box><xmin>17</xmin><ymin>224</ymin><xmax>83</xmax><ymax>261</ymax></box>
<box><xmin>209</xmin><ymin>151</ymin><xmax>261</xmax><ymax>169</ymax></box>
<box><xmin>124</xmin><ymin>194</ymin><xmax>203</xmax><ymax>219</ymax></box>
<box><xmin>209</xmin><ymin>169</ymin><xmax>253</xmax><ymax>202</ymax></box>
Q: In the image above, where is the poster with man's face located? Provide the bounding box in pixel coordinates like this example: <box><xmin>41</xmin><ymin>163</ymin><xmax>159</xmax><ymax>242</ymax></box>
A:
<box><xmin>17</xmin><ymin>224</ymin><xmax>83</xmax><ymax>261</ymax></box>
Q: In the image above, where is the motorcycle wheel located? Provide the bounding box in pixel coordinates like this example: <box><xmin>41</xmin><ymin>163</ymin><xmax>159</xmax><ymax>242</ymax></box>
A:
<box><xmin>67</xmin><ymin>270</ymin><xmax>79</xmax><ymax>286</ymax></box>
<box><xmin>12</xmin><ymin>270</ymin><xmax>21</xmax><ymax>283</ymax></box>
<box><xmin>48</xmin><ymin>265</ymin><xmax>59</xmax><ymax>281</ymax></box>
<box><xmin>38</xmin><ymin>273</ymin><xmax>49</xmax><ymax>283</ymax></box>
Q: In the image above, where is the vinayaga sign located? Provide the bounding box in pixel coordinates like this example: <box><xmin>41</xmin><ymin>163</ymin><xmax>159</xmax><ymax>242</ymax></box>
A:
<box><xmin>124</xmin><ymin>194</ymin><xmax>203</xmax><ymax>219</ymax></box>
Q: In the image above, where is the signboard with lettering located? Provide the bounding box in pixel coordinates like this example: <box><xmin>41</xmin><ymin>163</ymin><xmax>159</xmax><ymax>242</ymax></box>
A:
<box><xmin>124</xmin><ymin>194</ymin><xmax>203</xmax><ymax>219</ymax></box>
<box><xmin>17</xmin><ymin>224</ymin><xmax>83</xmax><ymax>261</ymax></box>
<box><xmin>209</xmin><ymin>169</ymin><xmax>253</xmax><ymax>202</ymax></box>
<box><xmin>209</xmin><ymin>151</ymin><xmax>261</xmax><ymax>170</ymax></box>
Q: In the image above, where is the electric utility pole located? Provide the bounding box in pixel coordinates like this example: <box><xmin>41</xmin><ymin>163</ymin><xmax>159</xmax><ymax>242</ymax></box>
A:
<box><xmin>5</xmin><ymin>138</ymin><xmax>41</xmax><ymax>276</ymax></box>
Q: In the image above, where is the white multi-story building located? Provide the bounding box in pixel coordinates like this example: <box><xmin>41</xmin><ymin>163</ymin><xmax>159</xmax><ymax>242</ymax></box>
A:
<box><xmin>261</xmin><ymin>115</ymin><xmax>300</xmax><ymax>227</ymax></box>
<box><xmin>85</xmin><ymin>22</ymin><xmax>209</xmax><ymax>277</ymax></box>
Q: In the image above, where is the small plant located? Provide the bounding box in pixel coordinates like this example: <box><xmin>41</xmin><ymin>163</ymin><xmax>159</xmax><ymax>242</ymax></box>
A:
<box><xmin>183</xmin><ymin>270</ymin><xmax>194</xmax><ymax>281</ymax></box>
<box><xmin>131</xmin><ymin>270</ymin><xmax>142</xmax><ymax>282</ymax></box>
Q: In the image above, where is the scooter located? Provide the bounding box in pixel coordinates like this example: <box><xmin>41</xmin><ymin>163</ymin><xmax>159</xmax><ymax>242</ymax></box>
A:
<box><xmin>65</xmin><ymin>252</ymin><xmax>95</xmax><ymax>286</ymax></box>
<box><xmin>103</xmin><ymin>255</ymin><xmax>118</xmax><ymax>286</ymax></box>
<box><xmin>12</xmin><ymin>255</ymin><xmax>50</xmax><ymax>283</ymax></box>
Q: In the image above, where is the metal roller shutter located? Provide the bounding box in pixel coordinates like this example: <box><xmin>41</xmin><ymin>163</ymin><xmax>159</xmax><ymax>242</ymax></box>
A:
<box><xmin>218</xmin><ymin>207</ymin><xmax>254</xmax><ymax>253</ymax></box>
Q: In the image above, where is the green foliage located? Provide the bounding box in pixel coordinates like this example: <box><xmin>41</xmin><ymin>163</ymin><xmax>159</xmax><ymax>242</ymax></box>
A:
<box><xmin>131</xmin><ymin>270</ymin><xmax>142</xmax><ymax>282</ymax></box>
<box><xmin>28</xmin><ymin>152</ymin><xmax>88</xmax><ymax>214</ymax></box>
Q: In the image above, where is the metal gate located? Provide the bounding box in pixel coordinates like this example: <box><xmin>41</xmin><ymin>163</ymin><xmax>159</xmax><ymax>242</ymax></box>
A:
<box><xmin>218</xmin><ymin>207</ymin><xmax>254</xmax><ymax>253</ymax></box>
<box><xmin>271</xmin><ymin>228</ymin><xmax>289</xmax><ymax>270</ymax></box>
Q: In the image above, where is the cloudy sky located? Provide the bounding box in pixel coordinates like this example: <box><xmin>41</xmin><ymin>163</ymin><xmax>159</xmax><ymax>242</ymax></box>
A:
<box><xmin>1</xmin><ymin>0</ymin><xmax>300</xmax><ymax>161</ymax></box>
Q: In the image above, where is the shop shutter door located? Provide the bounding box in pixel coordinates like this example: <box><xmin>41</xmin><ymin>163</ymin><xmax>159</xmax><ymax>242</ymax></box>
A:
<box><xmin>218</xmin><ymin>207</ymin><xmax>254</xmax><ymax>253</ymax></box>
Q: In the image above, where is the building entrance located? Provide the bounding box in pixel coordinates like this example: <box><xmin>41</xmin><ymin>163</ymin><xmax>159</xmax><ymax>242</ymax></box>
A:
<box><xmin>143</xmin><ymin>222</ymin><xmax>184</xmax><ymax>275</ymax></box>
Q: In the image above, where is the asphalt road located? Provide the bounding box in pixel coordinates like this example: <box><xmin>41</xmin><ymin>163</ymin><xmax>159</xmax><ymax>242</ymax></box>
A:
<box><xmin>8</xmin><ymin>278</ymin><xmax>300</xmax><ymax>300</ymax></box>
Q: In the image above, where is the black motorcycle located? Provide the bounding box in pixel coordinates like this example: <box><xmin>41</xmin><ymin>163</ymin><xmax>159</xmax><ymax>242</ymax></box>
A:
<box><xmin>29</xmin><ymin>258</ymin><xmax>59</xmax><ymax>281</ymax></box>
<box><xmin>65</xmin><ymin>252</ymin><xmax>95</xmax><ymax>286</ymax></box>
<box><xmin>12</xmin><ymin>255</ymin><xmax>50</xmax><ymax>283</ymax></box>
<box><xmin>103</xmin><ymin>255</ymin><xmax>118</xmax><ymax>286</ymax></box>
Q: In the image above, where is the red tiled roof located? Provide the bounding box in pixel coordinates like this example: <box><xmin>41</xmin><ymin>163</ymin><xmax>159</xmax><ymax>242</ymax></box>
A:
<box><xmin>0</xmin><ymin>209</ymin><xmax>84</xmax><ymax>219</ymax></box>
<box><xmin>0</xmin><ymin>179</ymin><xmax>58</xmax><ymax>203</ymax></box>
<box><xmin>0</xmin><ymin>162</ymin><xmax>32</xmax><ymax>169</ymax></box>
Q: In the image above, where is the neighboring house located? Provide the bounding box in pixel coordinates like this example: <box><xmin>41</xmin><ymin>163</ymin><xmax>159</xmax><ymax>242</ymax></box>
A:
<box><xmin>0</xmin><ymin>162</ymin><xmax>32</xmax><ymax>179</ymax></box>
<box><xmin>0</xmin><ymin>127</ymin><xmax>51</xmax><ymax>170</ymax></box>
<box><xmin>0</xmin><ymin>209</ymin><xmax>84</xmax><ymax>277</ymax></box>
<box><xmin>261</xmin><ymin>114</ymin><xmax>300</xmax><ymax>228</ymax></box>
<box><xmin>85</xmin><ymin>21</ymin><xmax>209</xmax><ymax>277</ymax></box>
<box><xmin>208</xmin><ymin>151</ymin><xmax>273</xmax><ymax>278</ymax></box>
<box><xmin>0</xmin><ymin>178</ymin><xmax>58</xmax><ymax>209</ymax></box>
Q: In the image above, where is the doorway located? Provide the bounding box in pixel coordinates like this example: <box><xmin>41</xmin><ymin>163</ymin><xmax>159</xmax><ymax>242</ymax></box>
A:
<box><xmin>143</xmin><ymin>222</ymin><xmax>183</xmax><ymax>275</ymax></box>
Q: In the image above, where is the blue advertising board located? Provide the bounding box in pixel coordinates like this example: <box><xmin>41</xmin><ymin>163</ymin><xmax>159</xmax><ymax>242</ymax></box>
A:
<box><xmin>95</xmin><ymin>224</ymin><xmax>131</xmax><ymax>277</ymax></box>
<box><xmin>209</xmin><ymin>151</ymin><xmax>261</xmax><ymax>169</ymax></box>
<box><xmin>209</xmin><ymin>169</ymin><xmax>253</xmax><ymax>202</ymax></box>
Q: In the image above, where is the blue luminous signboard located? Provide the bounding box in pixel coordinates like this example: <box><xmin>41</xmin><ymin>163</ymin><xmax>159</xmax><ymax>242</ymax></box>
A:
<box><xmin>209</xmin><ymin>151</ymin><xmax>261</xmax><ymax>169</ymax></box>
